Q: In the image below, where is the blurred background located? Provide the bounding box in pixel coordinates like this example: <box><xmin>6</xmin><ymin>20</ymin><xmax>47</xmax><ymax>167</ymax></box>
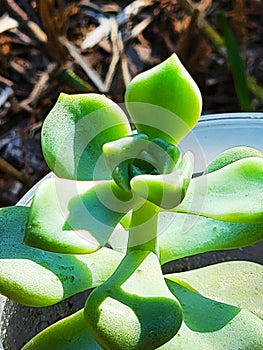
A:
<box><xmin>0</xmin><ymin>0</ymin><xmax>262</xmax><ymax>206</ymax></box>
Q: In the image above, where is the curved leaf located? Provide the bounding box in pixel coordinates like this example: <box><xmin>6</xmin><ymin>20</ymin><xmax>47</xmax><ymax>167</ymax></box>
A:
<box><xmin>25</xmin><ymin>178</ymin><xmax>143</xmax><ymax>254</ymax></box>
<box><xmin>206</xmin><ymin>146</ymin><xmax>263</xmax><ymax>173</ymax></box>
<box><xmin>42</xmin><ymin>93</ymin><xmax>131</xmax><ymax>180</ymax></box>
<box><xmin>130</xmin><ymin>152</ymin><xmax>193</xmax><ymax>209</ymax></box>
<box><xmin>165</xmin><ymin>261</ymin><xmax>263</xmax><ymax>320</ymax></box>
<box><xmin>159</xmin><ymin>279</ymin><xmax>263</xmax><ymax>349</ymax></box>
<box><xmin>159</xmin><ymin>212</ymin><xmax>263</xmax><ymax>264</ymax></box>
<box><xmin>0</xmin><ymin>206</ymin><xmax>123</xmax><ymax>306</ymax></box>
<box><xmin>176</xmin><ymin>157</ymin><xmax>263</xmax><ymax>223</ymax></box>
<box><xmin>84</xmin><ymin>251</ymin><xmax>182</xmax><ymax>350</ymax></box>
<box><xmin>125</xmin><ymin>53</ymin><xmax>202</xmax><ymax>144</ymax></box>
<box><xmin>21</xmin><ymin>310</ymin><xmax>102</xmax><ymax>350</ymax></box>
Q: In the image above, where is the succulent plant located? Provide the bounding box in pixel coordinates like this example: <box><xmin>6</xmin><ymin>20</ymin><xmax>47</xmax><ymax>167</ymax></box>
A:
<box><xmin>1</xmin><ymin>54</ymin><xmax>263</xmax><ymax>349</ymax></box>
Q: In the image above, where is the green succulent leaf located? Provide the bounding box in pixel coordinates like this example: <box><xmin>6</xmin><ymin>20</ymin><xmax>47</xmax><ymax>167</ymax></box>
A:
<box><xmin>0</xmin><ymin>206</ymin><xmax>123</xmax><ymax>307</ymax></box>
<box><xmin>130</xmin><ymin>151</ymin><xmax>193</xmax><ymax>209</ymax></box>
<box><xmin>206</xmin><ymin>146</ymin><xmax>263</xmax><ymax>173</ymax></box>
<box><xmin>41</xmin><ymin>93</ymin><xmax>131</xmax><ymax>180</ymax></box>
<box><xmin>65</xmin><ymin>180</ymin><xmax>143</xmax><ymax>249</ymax></box>
<box><xmin>25</xmin><ymin>178</ymin><xmax>102</xmax><ymax>254</ymax></box>
<box><xmin>84</xmin><ymin>250</ymin><xmax>182</xmax><ymax>350</ymax></box>
<box><xmin>159</xmin><ymin>212</ymin><xmax>263</xmax><ymax>264</ymax></box>
<box><xmin>158</xmin><ymin>279</ymin><xmax>263</xmax><ymax>349</ymax></box>
<box><xmin>25</xmin><ymin>178</ymin><xmax>143</xmax><ymax>254</ymax></box>
<box><xmin>175</xmin><ymin>157</ymin><xmax>263</xmax><ymax>223</ymax></box>
<box><xmin>165</xmin><ymin>261</ymin><xmax>263</xmax><ymax>320</ymax></box>
<box><xmin>125</xmin><ymin>53</ymin><xmax>202</xmax><ymax>144</ymax></box>
<box><xmin>21</xmin><ymin>310</ymin><xmax>102</xmax><ymax>350</ymax></box>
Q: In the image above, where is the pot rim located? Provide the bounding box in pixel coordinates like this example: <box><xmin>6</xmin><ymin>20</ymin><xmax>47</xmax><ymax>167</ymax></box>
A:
<box><xmin>199</xmin><ymin>112</ymin><xmax>263</xmax><ymax>123</ymax></box>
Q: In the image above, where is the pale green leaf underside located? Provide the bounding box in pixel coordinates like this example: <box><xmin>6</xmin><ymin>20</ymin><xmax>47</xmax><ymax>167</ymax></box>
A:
<box><xmin>165</xmin><ymin>261</ymin><xmax>263</xmax><ymax>320</ymax></box>
<box><xmin>25</xmin><ymin>178</ymin><xmax>142</xmax><ymax>254</ymax></box>
<box><xmin>21</xmin><ymin>310</ymin><xmax>102</xmax><ymax>350</ymax></box>
<box><xmin>22</xmin><ymin>278</ymin><xmax>263</xmax><ymax>350</ymax></box>
<box><xmin>159</xmin><ymin>311</ymin><xmax>263</xmax><ymax>349</ymax></box>
<box><xmin>175</xmin><ymin>157</ymin><xmax>263</xmax><ymax>223</ymax></box>
<box><xmin>158</xmin><ymin>212</ymin><xmax>263</xmax><ymax>264</ymax></box>
<box><xmin>0</xmin><ymin>206</ymin><xmax>123</xmax><ymax>306</ymax></box>
<box><xmin>159</xmin><ymin>279</ymin><xmax>263</xmax><ymax>349</ymax></box>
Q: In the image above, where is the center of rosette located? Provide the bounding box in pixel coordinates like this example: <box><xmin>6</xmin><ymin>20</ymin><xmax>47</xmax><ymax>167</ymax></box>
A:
<box><xmin>103</xmin><ymin>134</ymin><xmax>181</xmax><ymax>192</ymax></box>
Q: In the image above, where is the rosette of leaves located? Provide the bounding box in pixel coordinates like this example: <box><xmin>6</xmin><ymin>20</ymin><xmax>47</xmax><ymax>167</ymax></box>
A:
<box><xmin>1</xmin><ymin>54</ymin><xmax>263</xmax><ymax>350</ymax></box>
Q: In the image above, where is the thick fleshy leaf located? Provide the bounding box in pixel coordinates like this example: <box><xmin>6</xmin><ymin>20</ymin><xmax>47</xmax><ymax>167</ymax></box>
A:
<box><xmin>165</xmin><ymin>261</ymin><xmax>263</xmax><ymax>320</ymax></box>
<box><xmin>159</xmin><ymin>212</ymin><xmax>263</xmax><ymax>264</ymax></box>
<box><xmin>22</xmin><ymin>310</ymin><xmax>102</xmax><ymax>350</ymax></box>
<box><xmin>175</xmin><ymin>157</ymin><xmax>263</xmax><ymax>223</ymax></box>
<box><xmin>125</xmin><ymin>53</ymin><xmax>202</xmax><ymax>144</ymax></box>
<box><xmin>158</xmin><ymin>279</ymin><xmax>263</xmax><ymax>349</ymax></box>
<box><xmin>41</xmin><ymin>93</ymin><xmax>131</xmax><ymax>180</ymax></box>
<box><xmin>25</xmin><ymin>178</ymin><xmax>143</xmax><ymax>254</ymax></box>
<box><xmin>84</xmin><ymin>251</ymin><xmax>182</xmax><ymax>350</ymax></box>
<box><xmin>130</xmin><ymin>152</ymin><xmax>193</xmax><ymax>209</ymax></box>
<box><xmin>205</xmin><ymin>146</ymin><xmax>263</xmax><ymax>173</ymax></box>
<box><xmin>0</xmin><ymin>206</ymin><xmax>123</xmax><ymax>306</ymax></box>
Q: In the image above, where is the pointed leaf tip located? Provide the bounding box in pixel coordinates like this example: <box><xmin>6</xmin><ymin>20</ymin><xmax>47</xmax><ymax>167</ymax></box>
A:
<box><xmin>125</xmin><ymin>53</ymin><xmax>202</xmax><ymax>144</ymax></box>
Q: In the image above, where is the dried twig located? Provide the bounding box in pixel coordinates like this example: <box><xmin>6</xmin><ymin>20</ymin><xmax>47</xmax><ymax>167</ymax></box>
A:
<box><xmin>0</xmin><ymin>13</ymin><xmax>18</xmax><ymax>33</ymax></box>
<box><xmin>121</xmin><ymin>52</ymin><xmax>132</xmax><ymax>88</ymax></box>
<box><xmin>0</xmin><ymin>87</ymin><xmax>13</xmax><ymax>108</ymax></box>
<box><xmin>19</xmin><ymin>63</ymin><xmax>58</xmax><ymax>111</ymax></box>
<box><xmin>116</xmin><ymin>0</ymin><xmax>156</xmax><ymax>25</ymax></box>
<box><xmin>128</xmin><ymin>16</ymin><xmax>154</xmax><ymax>40</ymax></box>
<box><xmin>26</xmin><ymin>21</ymin><xmax>47</xmax><ymax>43</ymax></box>
<box><xmin>3</xmin><ymin>0</ymin><xmax>47</xmax><ymax>42</ymax></box>
<box><xmin>3</xmin><ymin>0</ymin><xmax>28</xmax><ymax>21</ymax></box>
<box><xmin>81</xmin><ymin>0</ymin><xmax>157</xmax><ymax>49</ymax></box>
<box><xmin>60</xmin><ymin>37</ymin><xmax>107</xmax><ymax>92</ymax></box>
<box><xmin>0</xmin><ymin>156</ymin><xmax>28</xmax><ymax>185</ymax></box>
<box><xmin>104</xmin><ymin>20</ymin><xmax>121</xmax><ymax>90</ymax></box>
<box><xmin>81</xmin><ymin>17</ymin><xmax>114</xmax><ymax>50</ymax></box>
